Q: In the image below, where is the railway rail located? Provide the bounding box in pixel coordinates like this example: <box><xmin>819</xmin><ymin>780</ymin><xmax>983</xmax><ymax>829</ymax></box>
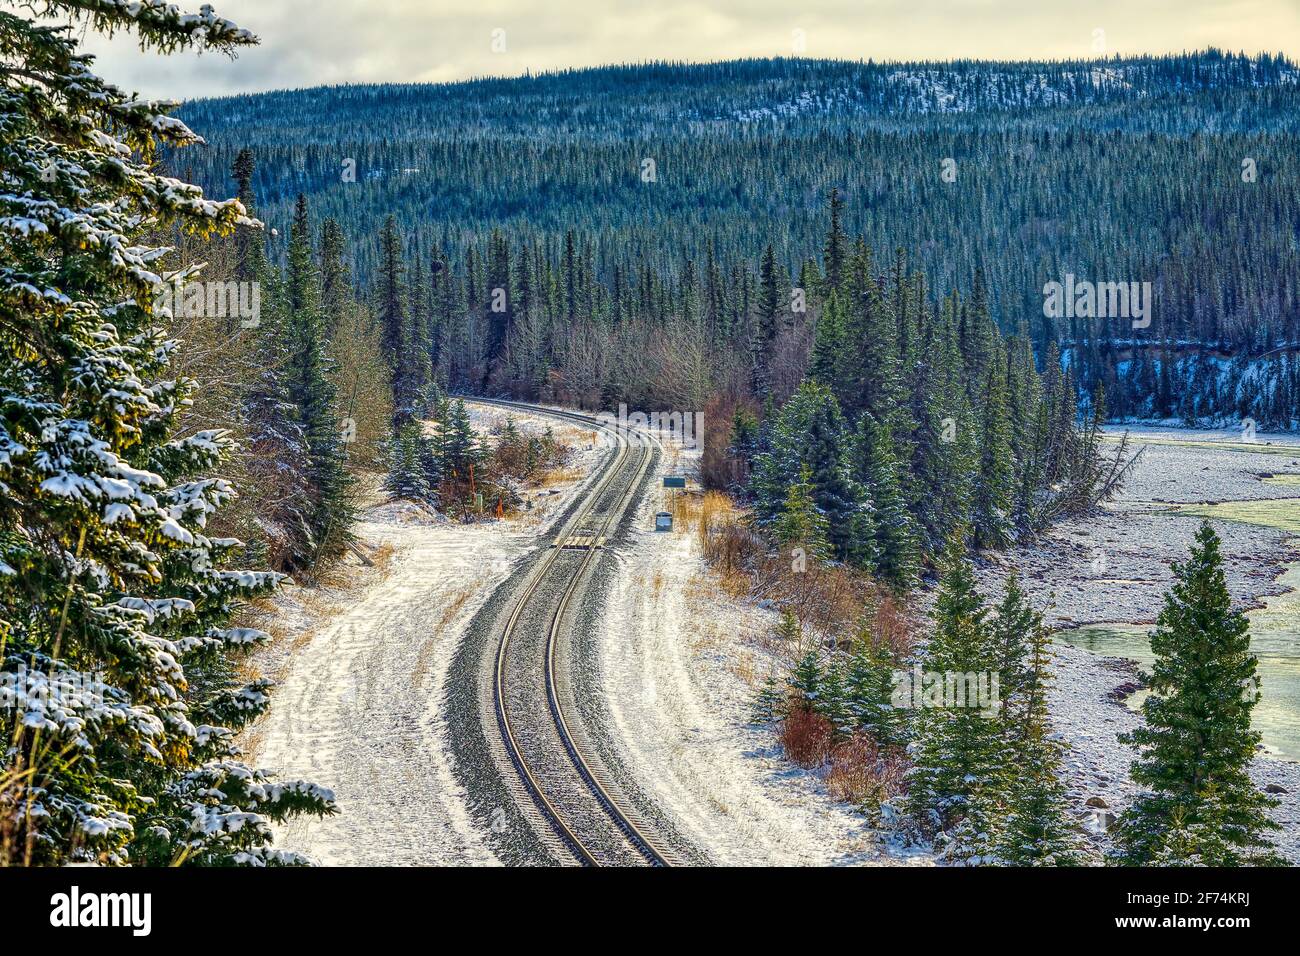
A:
<box><xmin>468</xmin><ymin>397</ymin><xmax>678</xmax><ymax>867</ymax></box>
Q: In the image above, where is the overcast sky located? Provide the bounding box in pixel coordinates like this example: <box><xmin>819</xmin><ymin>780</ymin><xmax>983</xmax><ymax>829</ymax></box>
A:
<box><xmin>71</xmin><ymin>0</ymin><xmax>1300</xmax><ymax>100</ymax></box>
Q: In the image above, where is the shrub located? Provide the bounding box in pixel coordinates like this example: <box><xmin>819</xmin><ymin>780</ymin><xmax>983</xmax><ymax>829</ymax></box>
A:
<box><xmin>700</xmin><ymin>392</ymin><xmax>757</xmax><ymax>491</ymax></box>
<box><xmin>825</xmin><ymin>733</ymin><xmax>910</xmax><ymax>808</ymax></box>
<box><xmin>779</xmin><ymin>706</ymin><xmax>834</xmax><ymax>768</ymax></box>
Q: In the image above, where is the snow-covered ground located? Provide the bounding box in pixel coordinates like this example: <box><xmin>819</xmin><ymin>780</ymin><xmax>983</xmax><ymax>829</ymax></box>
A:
<box><xmin>593</xmin><ymin>440</ymin><xmax>927</xmax><ymax>866</ymax></box>
<box><xmin>242</xmin><ymin>403</ymin><xmax>610</xmax><ymax>865</ymax></box>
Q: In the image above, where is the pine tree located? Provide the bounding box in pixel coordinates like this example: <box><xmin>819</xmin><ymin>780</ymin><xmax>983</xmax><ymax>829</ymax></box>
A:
<box><xmin>808</xmin><ymin>291</ymin><xmax>849</xmax><ymax>388</ymax></box>
<box><xmin>1112</xmin><ymin>522</ymin><xmax>1283</xmax><ymax>866</ymax></box>
<box><xmin>989</xmin><ymin>572</ymin><xmax>1036</xmax><ymax>716</ymax></box>
<box><xmin>385</xmin><ymin>420</ymin><xmax>434</xmax><ymax>502</ymax></box>
<box><xmin>815</xmin><ymin>660</ymin><xmax>854</xmax><ymax>741</ymax></box>
<box><xmin>0</xmin><ymin>0</ymin><xmax>333</xmax><ymax>865</ymax></box>
<box><xmin>906</xmin><ymin>533</ymin><xmax>1012</xmax><ymax>861</ymax></box>
<box><xmin>845</xmin><ymin>253</ymin><xmax>906</xmax><ymax>427</ymax></box>
<box><xmin>854</xmin><ymin>416</ymin><xmax>920</xmax><ymax>590</ymax></box>
<box><xmin>996</xmin><ymin>601</ymin><xmax>1085</xmax><ymax>865</ymax></box>
<box><xmin>772</xmin><ymin>465</ymin><xmax>831</xmax><ymax>559</ymax></box>
<box><xmin>437</xmin><ymin>399</ymin><xmax>484</xmax><ymax>488</ymax></box>
<box><xmin>973</xmin><ymin>356</ymin><xmax>1016</xmax><ymax>550</ymax></box>
<box><xmin>230</xmin><ymin>147</ymin><xmax>269</xmax><ymax>284</ymax></box>
<box><xmin>400</xmin><ymin>252</ymin><xmax>434</xmax><ymax>417</ymax></box>
<box><xmin>752</xmin><ymin>381</ymin><xmax>874</xmax><ymax>568</ymax></box>
<box><xmin>822</xmin><ymin>188</ymin><xmax>848</xmax><ymax>292</ymax></box>
<box><xmin>228</xmin><ymin>155</ymin><xmax>315</xmax><ymax>570</ymax></box>
<box><xmin>844</xmin><ymin>629</ymin><xmax>907</xmax><ymax>749</ymax></box>
<box><xmin>752</xmin><ymin>672</ymin><xmax>788</xmax><ymax>725</ymax></box>
<box><xmin>376</xmin><ymin>214</ymin><xmax>407</xmax><ymax>379</ymax></box>
<box><xmin>908</xmin><ymin>300</ymin><xmax>977</xmax><ymax>556</ymax></box>
<box><xmin>318</xmin><ymin>217</ymin><xmax>352</xmax><ymax>340</ymax></box>
<box><xmin>776</xmin><ymin>606</ymin><xmax>803</xmax><ymax>645</ymax></box>
<box><xmin>789</xmin><ymin>648</ymin><xmax>824</xmax><ymax>711</ymax></box>
<box><xmin>283</xmin><ymin>195</ymin><xmax>353</xmax><ymax>562</ymax></box>
<box><xmin>750</xmin><ymin>242</ymin><xmax>783</xmax><ymax>398</ymax></box>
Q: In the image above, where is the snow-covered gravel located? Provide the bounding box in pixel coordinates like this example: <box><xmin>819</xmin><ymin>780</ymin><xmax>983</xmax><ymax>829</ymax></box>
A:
<box><xmin>243</xmin><ymin>403</ymin><xmax>607</xmax><ymax>865</ymax></box>
<box><xmin>592</xmin><ymin>441</ymin><xmax>925</xmax><ymax>866</ymax></box>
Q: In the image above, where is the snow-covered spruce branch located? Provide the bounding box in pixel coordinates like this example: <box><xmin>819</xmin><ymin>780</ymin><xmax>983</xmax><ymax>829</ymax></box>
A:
<box><xmin>0</xmin><ymin>1</ymin><xmax>333</xmax><ymax>866</ymax></box>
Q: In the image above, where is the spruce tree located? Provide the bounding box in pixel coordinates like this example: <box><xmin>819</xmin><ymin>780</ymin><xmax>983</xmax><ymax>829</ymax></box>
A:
<box><xmin>1112</xmin><ymin>522</ymin><xmax>1283</xmax><ymax>866</ymax></box>
<box><xmin>318</xmin><ymin>216</ymin><xmax>353</xmax><ymax>340</ymax></box>
<box><xmin>772</xmin><ymin>465</ymin><xmax>831</xmax><ymax>559</ymax></box>
<box><xmin>750</xmin><ymin>242</ymin><xmax>783</xmax><ymax>398</ymax></box>
<box><xmin>224</xmin><ymin>150</ymin><xmax>315</xmax><ymax>569</ymax></box>
<box><xmin>437</xmin><ymin>399</ymin><xmax>483</xmax><ymax>487</ymax></box>
<box><xmin>0</xmin><ymin>0</ymin><xmax>333</xmax><ymax>865</ymax></box>
<box><xmin>385</xmin><ymin>420</ymin><xmax>434</xmax><ymax>502</ymax></box>
<box><xmin>989</xmin><ymin>572</ymin><xmax>1036</xmax><ymax>716</ymax></box>
<box><xmin>854</xmin><ymin>416</ymin><xmax>920</xmax><ymax>590</ymax></box>
<box><xmin>995</xmin><ymin>587</ymin><xmax>1085</xmax><ymax>865</ymax></box>
<box><xmin>908</xmin><ymin>301</ymin><xmax>977</xmax><ymax>556</ymax></box>
<box><xmin>399</xmin><ymin>252</ymin><xmax>434</xmax><ymax>416</ymax></box>
<box><xmin>973</xmin><ymin>357</ymin><xmax>1016</xmax><ymax>550</ymax></box>
<box><xmin>752</xmin><ymin>381</ymin><xmax>874</xmax><ymax>568</ymax></box>
<box><xmin>822</xmin><ymin>188</ymin><xmax>848</xmax><ymax>292</ymax></box>
<box><xmin>844</xmin><ymin>628</ymin><xmax>907</xmax><ymax>749</ymax></box>
<box><xmin>906</xmin><ymin>533</ymin><xmax>1012</xmax><ymax>861</ymax></box>
<box><xmin>752</xmin><ymin>672</ymin><xmax>788</xmax><ymax>725</ymax></box>
<box><xmin>789</xmin><ymin>648</ymin><xmax>824</xmax><ymax>711</ymax></box>
<box><xmin>376</xmin><ymin>215</ymin><xmax>407</xmax><ymax>379</ymax></box>
<box><xmin>283</xmin><ymin>195</ymin><xmax>353</xmax><ymax>563</ymax></box>
<box><xmin>808</xmin><ymin>291</ymin><xmax>849</xmax><ymax>388</ymax></box>
<box><xmin>815</xmin><ymin>661</ymin><xmax>854</xmax><ymax>741</ymax></box>
<box><xmin>776</xmin><ymin>606</ymin><xmax>803</xmax><ymax>645</ymax></box>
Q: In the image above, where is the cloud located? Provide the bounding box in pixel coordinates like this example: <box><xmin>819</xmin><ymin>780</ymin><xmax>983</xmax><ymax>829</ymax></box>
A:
<box><xmin>74</xmin><ymin>0</ymin><xmax>1300</xmax><ymax>100</ymax></box>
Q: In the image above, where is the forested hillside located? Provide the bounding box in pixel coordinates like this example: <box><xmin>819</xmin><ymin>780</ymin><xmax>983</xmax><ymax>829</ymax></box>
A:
<box><xmin>177</xmin><ymin>51</ymin><xmax>1300</xmax><ymax>428</ymax></box>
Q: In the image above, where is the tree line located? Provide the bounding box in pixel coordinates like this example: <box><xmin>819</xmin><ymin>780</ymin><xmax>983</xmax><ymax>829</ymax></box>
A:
<box><xmin>364</xmin><ymin>189</ymin><xmax>1128</xmax><ymax>589</ymax></box>
<box><xmin>178</xmin><ymin>50</ymin><xmax>1300</xmax><ymax>429</ymax></box>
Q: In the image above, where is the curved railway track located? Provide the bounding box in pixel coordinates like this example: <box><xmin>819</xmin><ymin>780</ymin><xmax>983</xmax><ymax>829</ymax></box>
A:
<box><xmin>469</xmin><ymin>398</ymin><xmax>678</xmax><ymax>867</ymax></box>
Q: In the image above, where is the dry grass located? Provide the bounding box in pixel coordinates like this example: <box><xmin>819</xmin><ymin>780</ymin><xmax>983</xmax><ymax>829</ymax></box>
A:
<box><xmin>691</xmin><ymin>490</ymin><xmax>922</xmax><ymax>662</ymax></box>
<box><xmin>413</xmin><ymin>583</ymin><xmax>476</xmax><ymax>689</ymax></box>
<box><xmin>535</xmin><ymin>464</ymin><xmax>585</xmax><ymax>488</ymax></box>
<box><xmin>664</xmin><ymin>488</ymin><xmax>737</xmax><ymax>540</ymax></box>
<box><xmin>731</xmin><ymin>649</ymin><xmax>757</xmax><ymax>687</ymax></box>
<box><xmin>434</xmin><ymin>586</ymin><xmax>473</xmax><ymax>633</ymax></box>
<box><xmin>825</xmin><ymin>733</ymin><xmax>909</xmax><ymax>807</ymax></box>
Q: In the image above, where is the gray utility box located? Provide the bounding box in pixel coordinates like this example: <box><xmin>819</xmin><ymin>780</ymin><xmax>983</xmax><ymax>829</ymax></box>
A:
<box><xmin>655</xmin><ymin>511</ymin><xmax>673</xmax><ymax>532</ymax></box>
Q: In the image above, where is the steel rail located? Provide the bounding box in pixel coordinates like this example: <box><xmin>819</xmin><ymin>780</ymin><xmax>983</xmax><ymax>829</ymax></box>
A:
<box><xmin>467</xmin><ymin>397</ymin><xmax>672</xmax><ymax>866</ymax></box>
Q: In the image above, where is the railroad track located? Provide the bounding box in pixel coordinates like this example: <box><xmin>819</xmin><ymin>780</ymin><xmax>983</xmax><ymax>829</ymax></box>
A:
<box><xmin>466</xmin><ymin>397</ymin><xmax>678</xmax><ymax>867</ymax></box>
